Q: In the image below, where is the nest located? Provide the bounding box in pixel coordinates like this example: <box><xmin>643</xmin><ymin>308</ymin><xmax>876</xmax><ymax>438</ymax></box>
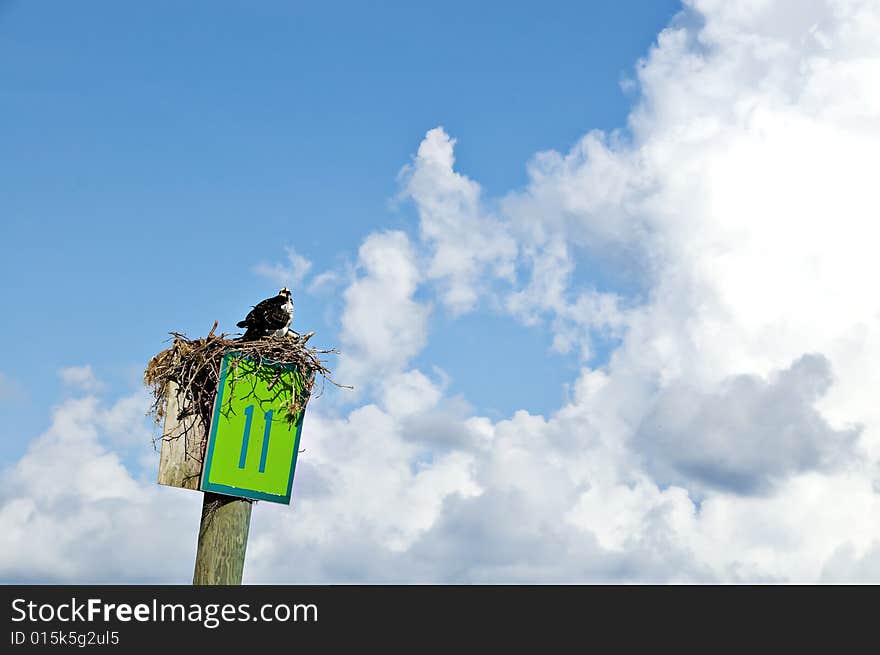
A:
<box><xmin>144</xmin><ymin>321</ymin><xmax>341</xmax><ymax>447</ymax></box>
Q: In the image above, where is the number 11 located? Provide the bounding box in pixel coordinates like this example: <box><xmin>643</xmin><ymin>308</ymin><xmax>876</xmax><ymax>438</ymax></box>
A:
<box><xmin>238</xmin><ymin>405</ymin><xmax>273</xmax><ymax>473</ymax></box>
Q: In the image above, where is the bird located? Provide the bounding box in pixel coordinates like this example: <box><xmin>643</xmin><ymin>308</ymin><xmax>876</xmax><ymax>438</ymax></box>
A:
<box><xmin>236</xmin><ymin>287</ymin><xmax>294</xmax><ymax>340</ymax></box>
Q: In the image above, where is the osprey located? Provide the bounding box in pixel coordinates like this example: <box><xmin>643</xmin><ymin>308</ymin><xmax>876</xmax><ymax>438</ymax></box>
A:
<box><xmin>237</xmin><ymin>287</ymin><xmax>294</xmax><ymax>340</ymax></box>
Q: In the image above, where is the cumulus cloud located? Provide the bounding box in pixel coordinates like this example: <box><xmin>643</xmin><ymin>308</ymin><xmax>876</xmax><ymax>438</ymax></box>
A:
<box><xmin>635</xmin><ymin>354</ymin><xmax>861</xmax><ymax>494</ymax></box>
<box><xmin>59</xmin><ymin>365</ymin><xmax>103</xmax><ymax>393</ymax></box>
<box><xmin>506</xmin><ymin>238</ymin><xmax>630</xmax><ymax>359</ymax></box>
<box><xmin>253</xmin><ymin>246</ymin><xmax>313</xmax><ymax>288</ymax></box>
<box><xmin>399</xmin><ymin>127</ymin><xmax>517</xmax><ymax>314</ymax></box>
<box><xmin>380</xmin><ymin>369</ymin><xmax>444</xmax><ymax>418</ymax></box>
<box><xmin>336</xmin><ymin>231</ymin><xmax>431</xmax><ymax>389</ymax></box>
<box><xmin>0</xmin><ymin>387</ymin><xmax>200</xmax><ymax>583</ymax></box>
<box><xmin>249</xmin><ymin>403</ymin><xmax>481</xmax><ymax>565</ymax></box>
<box><xmin>307</xmin><ymin>269</ymin><xmax>342</xmax><ymax>294</ymax></box>
<box><xmin>821</xmin><ymin>541</ymin><xmax>880</xmax><ymax>582</ymax></box>
<box><xmin>319</xmin><ymin>0</ymin><xmax>880</xmax><ymax>581</ymax></box>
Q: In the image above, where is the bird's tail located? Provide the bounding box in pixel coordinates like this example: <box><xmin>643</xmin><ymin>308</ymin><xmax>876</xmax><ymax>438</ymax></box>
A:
<box><xmin>236</xmin><ymin>320</ymin><xmax>248</xmax><ymax>328</ymax></box>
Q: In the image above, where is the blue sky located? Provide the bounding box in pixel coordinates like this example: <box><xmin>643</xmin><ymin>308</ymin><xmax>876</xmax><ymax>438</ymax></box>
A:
<box><xmin>1</xmin><ymin>0</ymin><xmax>678</xmax><ymax>459</ymax></box>
<box><xmin>4</xmin><ymin>0</ymin><xmax>879</xmax><ymax>583</ymax></box>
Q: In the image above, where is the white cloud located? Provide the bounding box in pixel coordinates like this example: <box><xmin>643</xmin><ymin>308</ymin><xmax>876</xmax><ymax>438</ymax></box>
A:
<box><xmin>336</xmin><ymin>231</ymin><xmax>431</xmax><ymax>390</ymax></box>
<box><xmin>380</xmin><ymin>369</ymin><xmax>444</xmax><ymax>418</ymax></box>
<box><xmin>349</xmin><ymin>0</ymin><xmax>880</xmax><ymax>580</ymax></box>
<box><xmin>399</xmin><ymin>127</ymin><xmax>517</xmax><ymax>314</ymax></box>
<box><xmin>249</xmin><ymin>403</ymin><xmax>481</xmax><ymax>565</ymax></box>
<box><xmin>59</xmin><ymin>365</ymin><xmax>103</xmax><ymax>393</ymax></box>
<box><xmin>0</xmin><ymin>388</ymin><xmax>200</xmax><ymax>583</ymax></box>
<box><xmin>307</xmin><ymin>269</ymin><xmax>342</xmax><ymax>294</ymax></box>
<box><xmin>505</xmin><ymin>238</ymin><xmax>629</xmax><ymax>359</ymax></box>
<box><xmin>98</xmin><ymin>387</ymin><xmax>155</xmax><ymax>447</ymax></box>
<box><xmin>253</xmin><ymin>246</ymin><xmax>313</xmax><ymax>288</ymax></box>
<box><xmin>635</xmin><ymin>354</ymin><xmax>860</xmax><ymax>494</ymax></box>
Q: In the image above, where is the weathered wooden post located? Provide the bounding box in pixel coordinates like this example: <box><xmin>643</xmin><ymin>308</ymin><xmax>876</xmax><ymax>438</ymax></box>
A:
<box><xmin>147</xmin><ymin>332</ymin><xmax>319</xmax><ymax>586</ymax></box>
<box><xmin>193</xmin><ymin>493</ymin><xmax>252</xmax><ymax>585</ymax></box>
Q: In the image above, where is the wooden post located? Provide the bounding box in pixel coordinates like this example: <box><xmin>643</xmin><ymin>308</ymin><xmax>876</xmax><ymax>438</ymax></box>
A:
<box><xmin>192</xmin><ymin>492</ymin><xmax>253</xmax><ymax>585</ymax></box>
<box><xmin>157</xmin><ymin>380</ymin><xmax>207</xmax><ymax>491</ymax></box>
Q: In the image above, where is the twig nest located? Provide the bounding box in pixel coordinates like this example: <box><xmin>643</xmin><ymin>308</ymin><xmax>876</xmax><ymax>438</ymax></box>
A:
<box><xmin>144</xmin><ymin>324</ymin><xmax>340</xmax><ymax>437</ymax></box>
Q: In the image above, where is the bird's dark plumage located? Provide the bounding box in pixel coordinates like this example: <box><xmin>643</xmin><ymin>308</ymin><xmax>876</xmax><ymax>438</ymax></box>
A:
<box><xmin>237</xmin><ymin>287</ymin><xmax>294</xmax><ymax>340</ymax></box>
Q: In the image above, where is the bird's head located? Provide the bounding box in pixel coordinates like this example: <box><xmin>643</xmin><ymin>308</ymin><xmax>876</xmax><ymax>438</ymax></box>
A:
<box><xmin>278</xmin><ymin>287</ymin><xmax>292</xmax><ymax>299</ymax></box>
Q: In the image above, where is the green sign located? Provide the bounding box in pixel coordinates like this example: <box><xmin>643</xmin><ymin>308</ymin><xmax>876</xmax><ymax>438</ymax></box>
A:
<box><xmin>201</xmin><ymin>352</ymin><xmax>309</xmax><ymax>504</ymax></box>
